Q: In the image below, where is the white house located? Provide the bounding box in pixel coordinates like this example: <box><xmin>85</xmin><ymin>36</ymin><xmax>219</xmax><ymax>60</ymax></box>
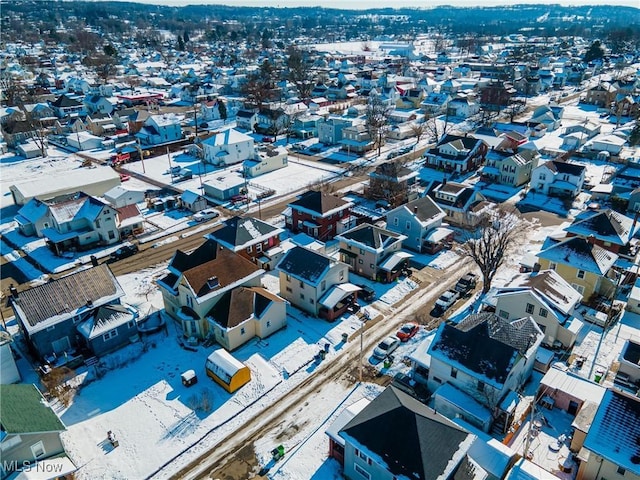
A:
<box><xmin>136</xmin><ymin>113</ymin><xmax>183</xmax><ymax>146</ymax></box>
<box><xmin>385</xmin><ymin>196</ymin><xmax>450</xmax><ymax>254</ymax></box>
<box><xmin>243</xmin><ymin>145</ymin><xmax>288</xmax><ymax>178</ymax></box>
<box><xmin>202</xmin><ymin>128</ymin><xmax>255</xmax><ymax>166</ymax></box>
<box><xmin>530</xmin><ymin>159</ymin><xmax>585</xmax><ymax>197</ymax></box>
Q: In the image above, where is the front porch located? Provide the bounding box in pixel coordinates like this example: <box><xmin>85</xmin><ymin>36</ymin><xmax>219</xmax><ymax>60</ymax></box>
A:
<box><xmin>319</xmin><ymin>283</ymin><xmax>361</xmax><ymax>322</ymax></box>
<box><xmin>377</xmin><ymin>252</ymin><xmax>412</xmax><ymax>283</ymax></box>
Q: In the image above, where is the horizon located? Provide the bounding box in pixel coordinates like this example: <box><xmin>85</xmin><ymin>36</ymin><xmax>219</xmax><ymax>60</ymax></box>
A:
<box><xmin>98</xmin><ymin>0</ymin><xmax>640</xmax><ymax>9</ymax></box>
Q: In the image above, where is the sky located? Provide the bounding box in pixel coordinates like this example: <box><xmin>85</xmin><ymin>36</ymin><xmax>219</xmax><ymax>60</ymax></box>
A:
<box><xmin>105</xmin><ymin>0</ymin><xmax>640</xmax><ymax>9</ymax></box>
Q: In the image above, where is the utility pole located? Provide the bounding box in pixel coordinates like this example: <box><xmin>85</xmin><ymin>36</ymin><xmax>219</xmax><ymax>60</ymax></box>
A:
<box><xmin>359</xmin><ymin>319</ymin><xmax>364</xmax><ymax>383</ymax></box>
<box><xmin>137</xmin><ymin>138</ymin><xmax>145</xmax><ymax>173</ymax></box>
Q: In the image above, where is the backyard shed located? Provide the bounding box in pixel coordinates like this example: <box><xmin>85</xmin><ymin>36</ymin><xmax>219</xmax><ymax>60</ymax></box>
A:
<box><xmin>205</xmin><ymin>349</ymin><xmax>251</xmax><ymax>393</ymax></box>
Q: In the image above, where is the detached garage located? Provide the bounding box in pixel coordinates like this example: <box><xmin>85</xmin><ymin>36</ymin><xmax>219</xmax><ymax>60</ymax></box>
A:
<box><xmin>205</xmin><ymin>349</ymin><xmax>251</xmax><ymax>393</ymax></box>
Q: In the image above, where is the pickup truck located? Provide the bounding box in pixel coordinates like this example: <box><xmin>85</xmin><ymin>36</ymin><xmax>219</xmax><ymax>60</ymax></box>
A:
<box><xmin>432</xmin><ymin>289</ymin><xmax>460</xmax><ymax>317</ymax></box>
<box><xmin>454</xmin><ymin>273</ymin><xmax>477</xmax><ymax>297</ymax></box>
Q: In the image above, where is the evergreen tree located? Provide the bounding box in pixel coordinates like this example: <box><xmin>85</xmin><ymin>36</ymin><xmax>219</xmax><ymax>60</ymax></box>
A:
<box><xmin>177</xmin><ymin>35</ymin><xmax>185</xmax><ymax>51</ymax></box>
<box><xmin>584</xmin><ymin>40</ymin><xmax>605</xmax><ymax>62</ymax></box>
<box><xmin>218</xmin><ymin>99</ymin><xmax>227</xmax><ymax>124</ymax></box>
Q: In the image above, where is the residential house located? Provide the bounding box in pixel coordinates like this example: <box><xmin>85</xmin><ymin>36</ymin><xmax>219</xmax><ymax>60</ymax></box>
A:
<box><xmin>276</xmin><ymin>246</ymin><xmax>351</xmax><ymax>318</ymax></box>
<box><xmin>179</xmin><ymin>190</ymin><xmax>208</xmax><ymax>213</ymax></box>
<box><xmin>291</xmin><ymin>114</ymin><xmax>322</xmax><ymax>139</ymax></box>
<box><xmin>83</xmin><ymin>94</ymin><xmax>117</xmax><ymax>115</ymax></box>
<box><xmin>318</xmin><ymin>117</ymin><xmax>353</xmax><ymax>145</ymax></box>
<box><xmin>425</xmin><ymin>312</ymin><xmax>543</xmax><ymax>432</ymax></box>
<box><xmin>206</xmin><ymin>287</ymin><xmax>287</xmax><ymax>351</ymax></box>
<box><xmin>584</xmin><ymin>82</ymin><xmax>617</xmax><ymax>107</ymax></box>
<box><xmin>530</xmin><ymin>160</ymin><xmax>586</xmax><ymax>198</ymax></box>
<box><xmin>535</xmin><ymin>237</ymin><xmax>618</xmax><ymax>302</ymax></box>
<box><xmin>587</xmin><ymin>134</ymin><xmax>626</xmax><ymax>156</ymax></box>
<box><xmin>15</xmin><ymin>192</ymin><xmax>120</xmax><ymax>255</ymax></box>
<box><xmin>385</xmin><ymin>196</ymin><xmax>450</xmax><ymax>254</ymax></box>
<box><xmin>365</xmin><ymin>161</ymin><xmax>420</xmax><ymax>208</ymax></box>
<box><xmin>286</xmin><ymin>190</ymin><xmax>355</xmax><ymax>241</ymax></box>
<box><xmin>66</xmin><ymin>131</ymin><xmax>104</xmax><ymax>151</ymax></box>
<box><xmin>396</xmin><ymin>88</ymin><xmax>425</xmax><ymax>109</ymax></box>
<box><xmin>1</xmin><ymin>120</ymin><xmax>41</xmax><ymax>148</ymax></box>
<box><xmin>207</xmin><ymin>216</ymin><xmax>283</xmax><ymax>265</ymax></box>
<box><xmin>423</xmin><ymin>134</ymin><xmax>488</xmax><ymax>175</ymax></box>
<box><xmin>49</xmin><ymin>94</ymin><xmax>83</xmax><ymax>118</ymax></box>
<box><xmin>431</xmin><ymin>182</ymin><xmax>491</xmax><ymax>229</ymax></box>
<box><xmin>340</xmin><ymin>123</ymin><xmax>373</xmax><ymax>155</ymax></box>
<box><xmin>0</xmin><ymin>384</ymin><xmax>74</xmax><ymax>479</ymax></box>
<box><xmin>202</xmin><ymin>174</ymin><xmax>245</xmax><ymax>201</ymax></box>
<box><xmin>528</xmin><ymin>105</ymin><xmax>563</xmax><ymax>132</ymax></box>
<box><xmin>563</xmin><ymin>209</ymin><xmax>638</xmax><ymax>257</ymax></box>
<box><xmin>481</xmin><ymin>150</ymin><xmax>537</xmax><ymax>187</ymax></box>
<box><xmin>103</xmin><ymin>186</ymin><xmax>146</xmax><ymax>208</ymax></box>
<box><xmin>485</xmin><ymin>269</ymin><xmax>584</xmax><ymax>348</ymax></box>
<box><xmin>157</xmin><ymin>239</ymin><xmax>264</xmax><ymax>339</ymax></box>
<box><xmin>336</xmin><ymin>223</ymin><xmax>409</xmax><ymax>283</ymax></box>
<box><xmin>243</xmin><ymin>145</ymin><xmax>288</xmax><ymax>178</ymax></box>
<box><xmin>576</xmin><ymin>389</ymin><xmax>640</xmax><ymax>480</ymax></box>
<box><xmin>135</xmin><ymin>113</ymin><xmax>183</xmax><ymax>146</ymax></box>
<box><xmin>420</xmin><ymin>92</ymin><xmax>451</xmax><ymax>115</ymax></box>
<box><xmin>85</xmin><ymin>113</ymin><xmax>118</xmax><ymax>137</ymax></box>
<box><xmin>332</xmin><ymin>385</ymin><xmax>475</xmax><ymax>480</ymax></box>
<box><xmin>447</xmin><ymin>96</ymin><xmax>480</xmax><ymax>119</ymax></box>
<box><xmin>10</xmin><ymin>264</ymin><xmax>135</xmax><ymax>361</ymax></box>
<box><xmin>235</xmin><ymin>109</ymin><xmax>258</xmax><ymax>131</ymax></box>
<box><xmin>614</xmin><ymin>339</ymin><xmax>640</xmax><ymax>393</ymax></box>
<box><xmin>0</xmin><ymin>336</ymin><xmax>20</xmax><ymax>385</ymax></box>
<box><xmin>201</xmin><ymin>128</ymin><xmax>254</xmax><ymax>166</ymax></box>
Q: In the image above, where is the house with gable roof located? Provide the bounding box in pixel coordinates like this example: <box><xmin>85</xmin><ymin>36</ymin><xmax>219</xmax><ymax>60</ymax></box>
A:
<box><xmin>285</xmin><ymin>190</ymin><xmax>355</xmax><ymax>241</ymax></box>
<box><xmin>336</xmin><ymin>223</ymin><xmax>409</xmax><ymax>283</ymax></box>
<box><xmin>385</xmin><ymin>196</ymin><xmax>451</xmax><ymax>254</ymax></box>
<box><xmin>276</xmin><ymin>246</ymin><xmax>353</xmax><ymax>319</ymax></box>
<box><xmin>201</xmin><ymin>127</ymin><xmax>255</xmax><ymax>166</ymax></box>
<box><xmin>423</xmin><ymin>134</ymin><xmax>488</xmax><ymax>174</ymax></box>
<box><xmin>206</xmin><ymin>286</ymin><xmax>287</xmax><ymax>351</ymax></box>
<box><xmin>530</xmin><ymin>159</ymin><xmax>585</xmax><ymax>198</ymax></box>
<box><xmin>332</xmin><ymin>385</ymin><xmax>476</xmax><ymax>480</ymax></box>
<box><xmin>14</xmin><ymin>192</ymin><xmax>120</xmax><ymax>255</ymax></box>
<box><xmin>207</xmin><ymin>215</ymin><xmax>283</xmax><ymax>265</ymax></box>
<box><xmin>365</xmin><ymin>161</ymin><xmax>420</xmax><ymax>209</ymax></box>
<box><xmin>481</xmin><ymin>150</ymin><xmax>538</xmax><ymax>188</ymax></box>
<box><xmin>157</xmin><ymin>239</ymin><xmax>264</xmax><ymax>340</ymax></box>
<box><xmin>10</xmin><ymin>264</ymin><xmax>137</xmax><ymax>361</ymax></box>
<box><xmin>484</xmin><ymin>270</ymin><xmax>584</xmax><ymax>349</ymax></box>
<box><xmin>535</xmin><ymin>237</ymin><xmax>618</xmax><ymax>302</ymax></box>
<box><xmin>431</xmin><ymin>182</ymin><xmax>492</xmax><ymax>229</ymax></box>
<box><xmin>49</xmin><ymin>94</ymin><xmax>83</xmax><ymax>118</ymax></box>
<box><xmin>0</xmin><ymin>384</ymin><xmax>75</xmax><ymax>479</ymax></box>
<box><xmin>563</xmin><ymin>208</ymin><xmax>638</xmax><ymax>258</ymax></box>
<box><xmin>135</xmin><ymin>113</ymin><xmax>183</xmax><ymax>146</ymax></box>
<box><xmin>425</xmin><ymin>312</ymin><xmax>543</xmax><ymax>433</ymax></box>
<box><xmin>576</xmin><ymin>389</ymin><xmax>640</xmax><ymax>480</ymax></box>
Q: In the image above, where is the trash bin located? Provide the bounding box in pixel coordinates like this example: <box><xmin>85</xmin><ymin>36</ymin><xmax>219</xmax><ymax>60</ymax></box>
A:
<box><xmin>271</xmin><ymin>444</ymin><xmax>285</xmax><ymax>460</ymax></box>
<box><xmin>319</xmin><ymin>350</ymin><xmax>326</xmax><ymax>360</ymax></box>
<box><xmin>383</xmin><ymin>358</ymin><xmax>391</xmax><ymax>369</ymax></box>
<box><xmin>594</xmin><ymin>368</ymin><xmax>605</xmax><ymax>383</ymax></box>
<box><xmin>324</xmin><ymin>343</ymin><xmax>330</xmax><ymax>353</ymax></box>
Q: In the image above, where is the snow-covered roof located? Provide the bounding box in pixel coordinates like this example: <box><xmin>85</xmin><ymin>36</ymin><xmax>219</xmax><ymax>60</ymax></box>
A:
<box><xmin>536</xmin><ymin>237</ymin><xmax>618</xmax><ymax>276</ymax></box>
<box><xmin>325</xmin><ymin>397</ymin><xmax>370</xmax><ymax>445</ymax></box>
<box><xmin>319</xmin><ymin>283</ymin><xmax>360</xmax><ymax>309</ymax></box>
<box><xmin>202</xmin><ymin>127</ymin><xmax>253</xmax><ymax>147</ymax></box>
<box><xmin>564</xmin><ymin>209</ymin><xmax>635</xmax><ymax>247</ymax></box>
<box><xmin>77</xmin><ymin>304</ymin><xmax>138</xmax><ymax>340</ymax></box>
<box><xmin>205</xmin><ymin>349</ymin><xmax>246</xmax><ymax>377</ymax></box>
<box><xmin>539</xmin><ymin>366</ymin><xmax>605</xmax><ymax>404</ymax></box>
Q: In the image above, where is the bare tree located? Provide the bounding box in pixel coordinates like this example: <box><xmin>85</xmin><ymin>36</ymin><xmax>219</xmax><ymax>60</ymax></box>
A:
<box><xmin>42</xmin><ymin>366</ymin><xmax>76</xmax><ymax>407</ymax></box>
<box><xmin>423</xmin><ymin>110</ymin><xmax>452</xmax><ymax>144</ymax></box>
<box><xmin>286</xmin><ymin>46</ymin><xmax>315</xmax><ymax>102</ymax></box>
<box><xmin>409</xmin><ymin>122</ymin><xmax>427</xmax><ymax>148</ymax></box>
<box><xmin>462</xmin><ymin>207</ymin><xmax>524</xmax><ymax>294</ymax></box>
<box><xmin>365</xmin><ymin>93</ymin><xmax>392</xmax><ymax>156</ymax></box>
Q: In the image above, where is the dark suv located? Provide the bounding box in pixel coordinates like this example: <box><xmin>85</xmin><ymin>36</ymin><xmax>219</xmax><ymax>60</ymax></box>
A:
<box><xmin>109</xmin><ymin>243</ymin><xmax>139</xmax><ymax>261</ymax></box>
<box><xmin>357</xmin><ymin>284</ymin><xmax>376</xmax><ymax>302</ymax></box>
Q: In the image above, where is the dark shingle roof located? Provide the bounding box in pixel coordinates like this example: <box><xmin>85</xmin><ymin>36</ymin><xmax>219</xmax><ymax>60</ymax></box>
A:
<box><xmin>339</xmin><ymin>223</ymin><xmax>403</xmax><ymax>249</ymax></box>
<box><xmin>169</xmin><ymin>239</ymin><xmax>220</xmax><ymax>273</ymax></box>
<box><xmin>430</xmin><ymin>313</ymin><xmax>540</xmax><ymax>386</ymax></box>
<box><xmin>548</xmin><ymin>160</ymin><xmax>585</xmax><ymax>176</ymax></box>
<box><xmin>564</xmin><ymin>209</ymin><xmax>633</xmax><ymax>246</ymax></box>
<box><xmin>207</xmin><ymin>287</ymin><xmax>283</xmax><ymax>329</ymax></box>
<box><xmin>0</xmin><ymin>384</ymin><xmax>65</xmax><ymax>433</ymax></box>
<box><xmin>340</xmin><ymin>386</ymin><xmax>470</xmax><ymax>480</ymax></box>
<box><xmin>210</xmin><ymin>216</ymin><xmax>280</xmax><ymax>249</ymax></box>
<box><xmin>401</xmin><ymin>196</ymin><xmax>443</xmax><ymax>222</ymax></box>
<box><xmin>623</xmin><ymin>340</ymin><xmax>640</xmax><ymax>365</ymax></box>
<box><xmin>12</xmin><ymin>264</ymin><xmax>121</xmax><ymax>327</ymax></box>
<box><xmin>277</xmin><ymin>246</ymin><xmax>331</xmax><ymax>283</ymax></box>
<box><xmin>288</xmin><ymin>190</ymin><xmax>350</xmax><ymax>216</ymax></box>
<box><xmin>50</xmin><ymin>94</ymin><xmax>82</xmax><ymax>108</ymax></box>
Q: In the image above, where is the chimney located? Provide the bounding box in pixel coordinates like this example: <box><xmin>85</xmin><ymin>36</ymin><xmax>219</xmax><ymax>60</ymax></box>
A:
<box><xmin>9</xmin><ymin>284</ymin><xmax>18</xmax><ymax>299</ymax></box>
<box><xmin>86</xmin><ymin>299</ymin><xmax>93</xmax><ymax>308</ymax></box>
<box><xmin>587</xmin><ymin>234</ymin><xmax>596</xmax><ymax>245</ymax></box>
<box><xmin>414</xmin><ymin>205</ymin><xmax>418</xmax><ymax>214</ymax></box>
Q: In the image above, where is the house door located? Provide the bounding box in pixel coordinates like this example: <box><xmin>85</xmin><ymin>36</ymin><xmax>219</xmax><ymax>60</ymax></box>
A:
<box><xmin>52</xmin><ymin>336</ymin><xmax>71</xmax><ymax>354</ymax></box>
<box><xmin>568</xmin><ymin>400</ymin><xmax>579</xmax><ymax>416</ymax></box>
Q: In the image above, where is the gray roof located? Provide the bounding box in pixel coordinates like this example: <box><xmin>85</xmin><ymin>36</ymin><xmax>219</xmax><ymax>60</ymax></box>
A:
<box><xmin>340</xmin><ymin>385</ymin><xmax>472</xmax><ymax>480</ymax></box>
<box><xmin>11</xmin><ymin>264</ymin><xmax>123</xmax><ymax>330</ymax></box>
<box><xmin>277</xmin><ymin>246</ymin><xmax>333</xmax><ymax>284</ymax></box>
<box><xmin>210</xmin><ymin>216</ymin><xmax>282</xmax><ymax>250</ymax></box>
<box><xmin>339</xmin><ymin>223</ymin><xmax>404</xmax><ymax>250</ymax></box>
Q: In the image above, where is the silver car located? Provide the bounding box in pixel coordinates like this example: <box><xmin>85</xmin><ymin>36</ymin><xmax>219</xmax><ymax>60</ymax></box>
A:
<box><xmin>373</xmin><ymin>336</ymin><xmax>400</xmax><ymax>360</ymax></box>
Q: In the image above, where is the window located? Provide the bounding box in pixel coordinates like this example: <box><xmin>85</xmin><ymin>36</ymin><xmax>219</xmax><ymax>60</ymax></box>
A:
<box><xmin>356</xmin><ymin>449</ymin><xmax>372</xmax><ymax>464</ymax></box>
<box><xmin>526</xmin><ymin>303</ymin><xmax>535</xmax><ymax>314</ymax></box>
<box><xmin>370</xmin><ymin>264</ymin><xmax>375</xmax><ymax>269</ymax></box>
<box><xmin>406</xmin><ymin>221</ymin><xmax>411</xmax><ymax>230</ymax></box>
<box><xmin>247</xmin><ymin>245</ymin><xmax>253</xmax><ymax>253</ymax></box>
<box><xmin>549</xmin><ymin>262</ymin><xmax>557</xmax><ymax>271</ymax></box>
<box><xmin>539</xmin><ymin>308</ymin><xmax>548</xmax><ymax>318</ymax></box>
<box><xmin>127</xmin><ymin>321</ymin><xmax>135</xmax><ymax>328</ymax></box>
<box><xmin>339</xmin><ymin>270</ymin><xmax>344</xmax><ymax>281</ymax></box>
<box><xmin>108</xmin><ymin>230</ymin><xmax>116</xmax><ymax>240</ymax></box>
<box><xmin>358</xmin><ymin>259</ymin><xmax>363</xmax><ymax>264</ymax></box>
<box><xmin>359</xmin><ymin>248</ymin><xmax>365</xmax><ymax>255</ymax></box>
<box><xmin>286</xmin><ymin>286</ymin><xmax>292</xmax><ymax>293</ymax></box>
<box><xmin>103</xmin><ymin>329</ymin><xmax>118</xmax><ymax>341</ymax></box>
<box><xmin>266</xmin><ymin>321</ymin><xmax>271</xmax><ymax>328</ymax></box>
<box><xmin>499</xmin><ymin>310</ymin><xmax>509</xmax><ymax>319</ymax></box>
<box><xmin>240</xmin><ymin>327</ymin><xmax>245</xmax><ymax>335</ymax></box>
<box><xmin>571</xmin><ymin>283</ymin><xmax>585</xmax><ymax>295</ymax></box>
<box><xmin>310</xmin><ymin>299</ymin><xmax>314</xmax><ymax>304</ymax></box>
<box><xmin>451</xmin><ymin>367</ymin><xmax>458</xmax><ymax>379</ymax></box>
<box><xmin>299</xmin><ymin>281</ymin><xmax>304</xmax><ymax>289</ymax></box>
<box><xmin>539</xmin><ymin>173</ymin><xmax>546</xmax><ymax>180</ymax></box>
<box><xmin>30</xmin><ymin>441</ymin><xmax>46</xmax><ymax>459</ymax></box>
<box><xmin>95</xmin><ymin>219</ymin><xmax>101</xmax><ymax>228</ymax></box>
<box><xmin>286</xmin><ymin>274</ymin><xmax>291</xmax><ymax>282</ymax></box>
<box><xmin>354</xmin><ymin>463</ymin><xmax>371</xmax><ymax>479</ymax></box>
<box><xmin>433</xmin><ymin>376</ymin><xmax>442</xmax><ymax>384</ymax></box>
<box><xmin>617</xmin><ymin>466</ymin><xmax>627</xmax><ymax>475</ymax></box>
<box><xmin>256</xmin><ymin>243</ymin><xmax>262</xmax><ymax>253</ymax></box>
<box><xmin>477</xmin><ymin>380</ymin><xmax>485</xmax><ymax>392</ymax></box>
<box><xmin>300</xmin><ymin>293</ymin><xmax>305</xmax><ymax>300</ymax></box>
<box><xmin>577</xmin><ymin>269</ymin><xmax>585</xmax><ymax>279</ymax></box>
<box><xmin>393</xmin><ymin>217</ymin><xmax>399</xmax><ymax>226</ymax></box>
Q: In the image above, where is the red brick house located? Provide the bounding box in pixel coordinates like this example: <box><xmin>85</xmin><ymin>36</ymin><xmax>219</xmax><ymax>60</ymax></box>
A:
<box><xmin>285</xmin><ymin>190</ymin><xmax>355</xmax><ymax>241</ymax></box>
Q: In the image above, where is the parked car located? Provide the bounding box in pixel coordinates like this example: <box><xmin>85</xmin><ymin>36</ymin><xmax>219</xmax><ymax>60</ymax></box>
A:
<box><xmin>392</xmin><ymin>373</ymin><xmax>430</xmax><ymax>403</ymax></box>
<box><xmin>119</xmin><ymin>173</ymin><xmax>130</xmax><ymax>182</ymax></box>
<box><xmin>110</xmin><ymin>243</ymin><xmax>139</xmax><ymax>261</ymax></box>
<box><xmin>396</xmin><ymin>323</ymin><xmax>420</xmax><ymax>342</ymax></box>
<box><xmin>262</xmin><ymin>135</ymin><xmax>276</xmax><ymax>143</ymax></box>
<box><xmin>166</xmin><ymin>166</ymin><xmax>181</xmax><ymax>175</ymax></box>
<box><xmin>357</xmin><ymin>284</ymin><xmax>376</xmax><ymax>302</ymax></box>
<box><xmin>230</xmin><ymin>194</ymin><xmax>248</xmax><ymax>205</ymax></box>
<box><xmin>454</xmin><ymin>273</ymin><xmax>477</xmax><ymax>297</ymax></box>
<box><xmin>373</xmin><ymin>336</ymin><xmax>400</xmax><ymax>360</ymax></box>
<box><xmin>193</xmin><ymin>209</ymin><xmax>219</xmax><ymax>222</ymax></box>
<box><xmin>309</xmin><ymin>144</ymin><xmax>324</xmax><ymax>153</ymax></box>
<box><xmin>431</xmin><ymin>290</ymin><xmax>460</xmax><ymax>317</ymax></box>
